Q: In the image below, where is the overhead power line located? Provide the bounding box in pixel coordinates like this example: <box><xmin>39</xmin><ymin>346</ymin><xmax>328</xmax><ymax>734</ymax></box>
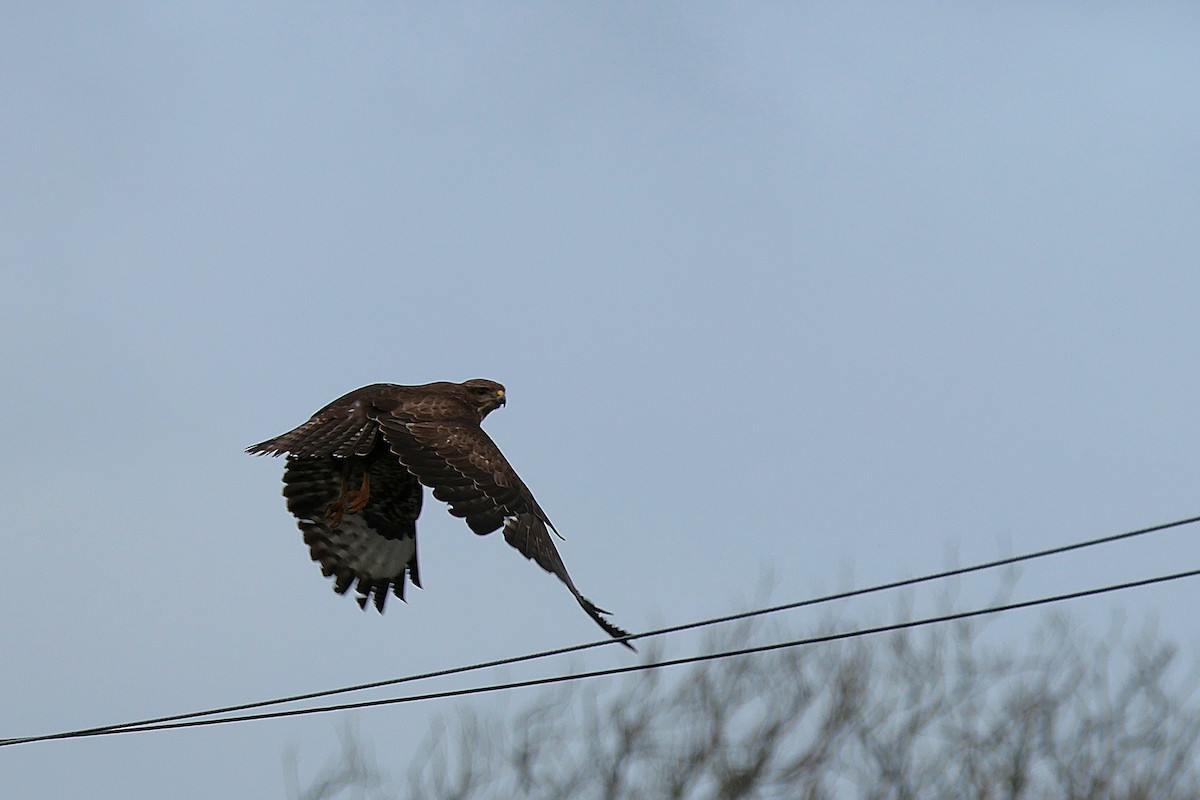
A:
<box><xmin>3</xmin><ymin>513</ymin><xmax>1195</xmax><ymax>747</ymax></box>
<box><xmin>4</xmin><ymin>566</ymin><xmax>1198</xmax><ymax>748</ymax></box>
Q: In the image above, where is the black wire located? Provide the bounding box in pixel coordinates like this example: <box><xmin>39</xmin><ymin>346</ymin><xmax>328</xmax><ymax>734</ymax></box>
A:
<box><xmin>4</xmin><ymin>566</ymin><xmax>1197</xmax><ymax>747</ymax></box>
<box><xmin>3</xmin><ymin>513</ymin><xmax>1196</xmax><ymax>748</ymax></box>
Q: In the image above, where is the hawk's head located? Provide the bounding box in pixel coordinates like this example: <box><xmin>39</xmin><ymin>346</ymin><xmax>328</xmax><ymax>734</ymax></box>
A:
<box><xmin>462</xmin><ymin>378</ymin><xmax>506</xmax><ymax>420</ymax></box>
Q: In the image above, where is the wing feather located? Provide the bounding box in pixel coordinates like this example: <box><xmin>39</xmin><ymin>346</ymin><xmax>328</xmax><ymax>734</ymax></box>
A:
<box><xmin>246</xmin><ymin>384</ymin><xmax>396</xmax><ymax>458</ymax></box>
<box><xmin>378</xmin><ymin>415</ymin><xmax>633</xmax><ymax>648</ymax></box>
<box><xmin>378</xmin><ymin>419</ymin><xmax>544</xmax><ymax>526</ymax></box>
<box><xmin>503</xmin><ymin>513</ymin><xmax>634</xmax><ymax>646</ymax></box>
<box><xmin>282</xmin><ymin>452</ymin><xmax>422</xmax><ymax>612</ymax></box>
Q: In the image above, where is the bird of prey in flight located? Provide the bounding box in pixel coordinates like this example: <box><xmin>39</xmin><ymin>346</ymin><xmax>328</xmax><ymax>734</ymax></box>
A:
<box><xmin>247</xmin><ymin>379</ymin><xmax>632</xmax><ymax>648</ymax></box>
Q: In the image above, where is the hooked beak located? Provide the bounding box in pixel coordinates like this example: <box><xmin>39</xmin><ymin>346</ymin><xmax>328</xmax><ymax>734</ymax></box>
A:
<box><xmin>496</xmin><ymin>390</ymin><xmax>506</xmax><ymax>407</ymax></box>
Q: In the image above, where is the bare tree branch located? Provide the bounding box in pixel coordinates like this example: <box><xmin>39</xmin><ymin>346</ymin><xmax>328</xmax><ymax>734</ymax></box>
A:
<box><xmin>300</xmin><ymin>610</ymin><xmax>1200</xmax><ymax>800</ymax></box>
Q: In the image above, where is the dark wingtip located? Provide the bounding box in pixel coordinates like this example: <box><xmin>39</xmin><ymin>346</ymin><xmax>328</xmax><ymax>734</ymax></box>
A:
<box><xmin>245</xmin><ymin>440</ymin><xmax>283</xmax><ymax>457</ymax></box>
<box><xmin>577</xmin><ymin>595</ymin><xmax>637</xmax><ymax>652</ymax></box>
<box><xmin>608</xmin><ymin>624</ymin><xmax>638</xmax><ymax>652</ymax></box>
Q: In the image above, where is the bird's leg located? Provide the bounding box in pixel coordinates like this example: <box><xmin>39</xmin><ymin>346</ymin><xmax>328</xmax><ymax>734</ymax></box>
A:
<box><xmin>323</xmin><ymin>460</ymin><xmax>371</xmax><ymax>528</ymax></box>
<box><xmin>323</xmin><ymin>461</ymin><xmax>354</xmax><ymax>528</ymax></box>
<box><xmin>345</xmin><ymin>467</ymin><xmax>371</xmax><ymax>514</ymax></box>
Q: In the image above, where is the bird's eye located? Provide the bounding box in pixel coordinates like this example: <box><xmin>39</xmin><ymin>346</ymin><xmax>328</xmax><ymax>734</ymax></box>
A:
<box><xmin>474</xmin><ymin>387</ymin><xmax>490</xmax><ymax>395</ymax></box>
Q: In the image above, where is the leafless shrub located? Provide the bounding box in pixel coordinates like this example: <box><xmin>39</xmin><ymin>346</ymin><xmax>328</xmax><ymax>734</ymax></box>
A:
<box><xmin>286</xmin><ymin>722</ymin><xmax>387</xmax><ymax>800</ymax></box>
<box><xmin>301</xmin><ymin>613</ymin><xmax>1200</xmax><ymax>800</ymax></box>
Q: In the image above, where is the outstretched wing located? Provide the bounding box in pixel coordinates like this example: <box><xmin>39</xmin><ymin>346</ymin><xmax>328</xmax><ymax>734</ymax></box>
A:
<box><xmin>246</xmin><ymin>385</ymin><xmax>386</xmax><ymax>459</ymax></box>
<box><xmin>377</xmin><ymin>417</ymin><xmax>634</xmax><ymax>648</ymax></box>
<box><xmin>282</xmin><ymin>452</ymin><xmax>423</xmax><ymax>612</ymax></box>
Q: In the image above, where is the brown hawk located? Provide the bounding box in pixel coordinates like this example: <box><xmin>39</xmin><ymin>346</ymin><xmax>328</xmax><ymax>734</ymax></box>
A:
<box><xmin>247</xmin><ymin>379</ymin><xmax>633</xmax><ymax>648</ymax></box>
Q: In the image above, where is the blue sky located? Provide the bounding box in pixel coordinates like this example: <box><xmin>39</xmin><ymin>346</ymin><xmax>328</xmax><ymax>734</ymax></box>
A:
<box><xmin>3</xmin><ymin>4</ymin><xmax>1199</xmax><ymax>797</ymax></box>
